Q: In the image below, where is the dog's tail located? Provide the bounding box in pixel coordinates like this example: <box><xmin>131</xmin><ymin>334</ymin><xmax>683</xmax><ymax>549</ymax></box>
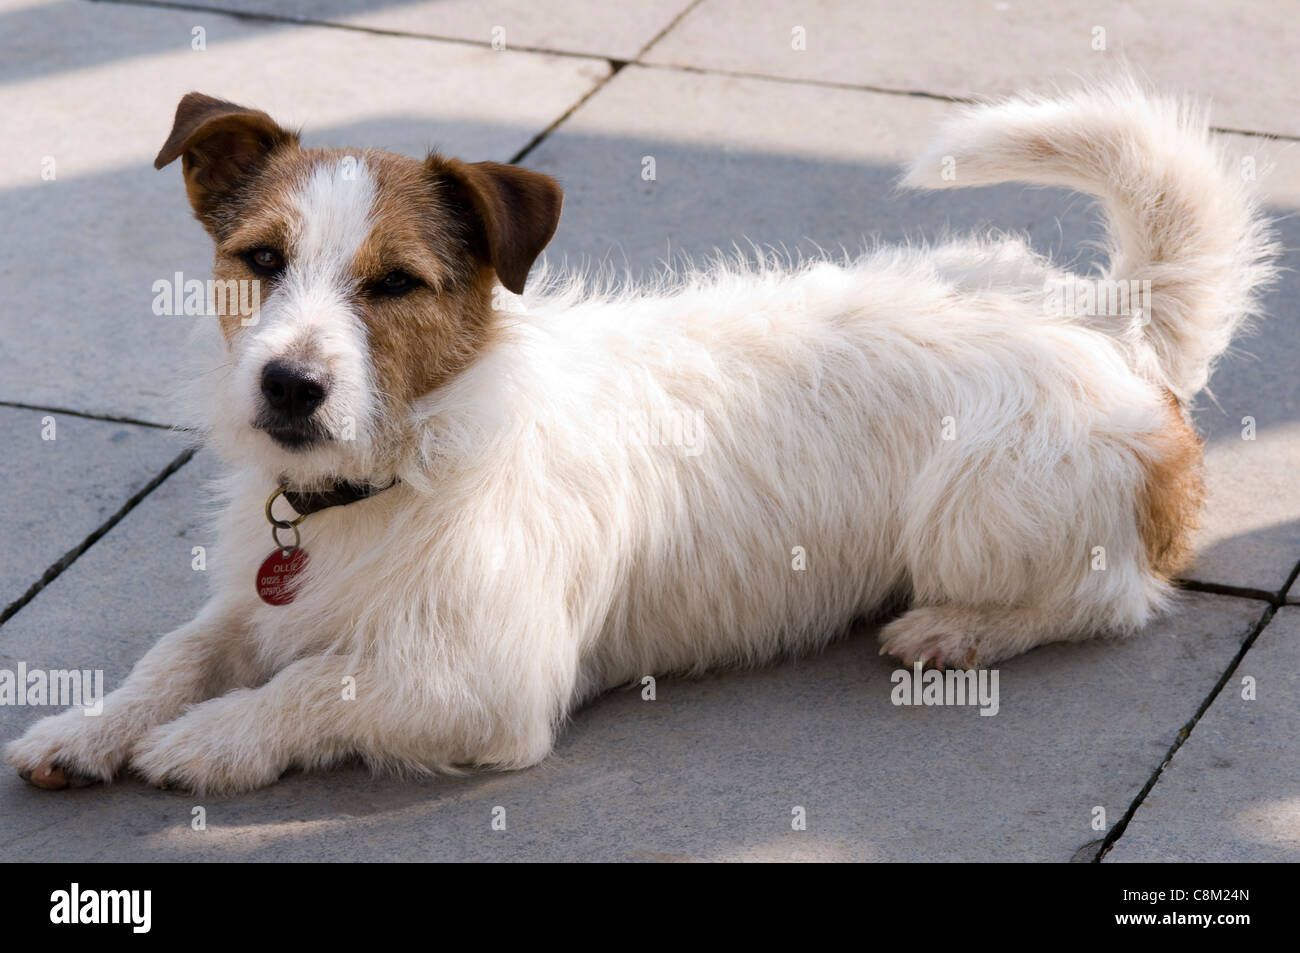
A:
<box><xmin>901</xmin><ymin>79</ymin><xmax>1277</xmax><ymax>402</ymax></box>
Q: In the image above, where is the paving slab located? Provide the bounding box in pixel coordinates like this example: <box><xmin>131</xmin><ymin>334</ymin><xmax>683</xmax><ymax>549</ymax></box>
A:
<box><xmin>112</xmin><ymin>0</ymin><xmax>697</xmax><ymax>60</ymax></box>
<box><xmin>0</xmin><ymin>406</ymin><xmax>188</xmax><ymax>617</ymax></box>
<box><xmin>643</xmin><ymin>0</ymin><xmax>1300</xmax><ymax>139</ymax></box>
<box><xmin>0</xmin><ymin>448</ymin><xmax>214</xmax><ymax>686</ymax></box>
<box><xmin>0</xmin><ymin>0</ymin><xmax>609</xmax><ymax>424</ymax></box>
<box><xmin>0</xmin><ymin>463</ymin><xmax>1265</xmax><ymax>863</ymax></box>
<box><xmin>528</xmin><ymin>64</ymin><xmax>1300</xmax><ymax>595</ymax></box>
<box><xmin>1106</xmin><ymin>607</ymin><xmax>1300</xmax><ymax>862</ymax></box>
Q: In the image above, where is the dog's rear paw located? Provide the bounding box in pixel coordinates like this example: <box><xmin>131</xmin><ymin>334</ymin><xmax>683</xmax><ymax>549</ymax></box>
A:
<box><xmin>878</xmin><ymin>605</ymin><xmax>1061</xmax><ymax>669</ymax></box>
<box><xmin>878</xmin><ymin>607</ymin><xmax>988</xmax><ymax>669</ymax></box>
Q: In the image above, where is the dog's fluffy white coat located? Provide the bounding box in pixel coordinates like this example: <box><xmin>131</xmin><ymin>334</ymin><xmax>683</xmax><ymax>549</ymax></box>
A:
<box><xmin>7</xmin><ymin>82</ymin><xmax>1276</xmax><ymax>793</ymax></box>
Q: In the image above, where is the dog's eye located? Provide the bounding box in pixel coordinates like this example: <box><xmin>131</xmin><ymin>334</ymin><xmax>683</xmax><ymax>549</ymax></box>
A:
<box><xmin>372</xmin><ymin>270</ymin><xmax>419</xmax><ymax>296</ymax></box>
<box><xmin>246</xmin><ymin>247</ymin><xmax>285</xmax><ymax>277</ymax></box>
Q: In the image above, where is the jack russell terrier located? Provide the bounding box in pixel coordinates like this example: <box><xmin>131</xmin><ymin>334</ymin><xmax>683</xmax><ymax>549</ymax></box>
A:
<box><xmin>7</xmin><ymin>81</ymin><xmax>1274</xmax><ymax>793</ymax></box>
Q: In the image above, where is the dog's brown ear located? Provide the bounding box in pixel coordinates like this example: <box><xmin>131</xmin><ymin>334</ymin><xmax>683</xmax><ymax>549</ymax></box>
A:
<box><xmin>429</xmin><ymin>156</ymin><xmax>563</xmax><ymax>295</ymax></box>
<box><xmin>155</xmin><ymin>92</ymin><xmax>297</xmax><ymax>215</ymax></box>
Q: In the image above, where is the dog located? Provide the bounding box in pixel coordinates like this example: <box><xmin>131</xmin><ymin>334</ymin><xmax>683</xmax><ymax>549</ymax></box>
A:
<box><xmin>7</xmin><ymin>81</ymin><xmax>1275</xmax><ymax>794</ymax></box>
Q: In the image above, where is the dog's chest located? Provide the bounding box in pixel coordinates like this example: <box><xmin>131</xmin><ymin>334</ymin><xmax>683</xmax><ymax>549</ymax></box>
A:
<box><xmin>223</xmin><ymin>485</ymin><xmax>413</xmax><ymax>661</ymax></box>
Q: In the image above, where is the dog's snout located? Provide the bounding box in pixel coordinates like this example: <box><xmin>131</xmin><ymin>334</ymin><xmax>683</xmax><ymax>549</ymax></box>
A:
<box><xmin>260</xmin><ymin>360</ymin><xmax>328</xmax><ymax>419</ymax></box>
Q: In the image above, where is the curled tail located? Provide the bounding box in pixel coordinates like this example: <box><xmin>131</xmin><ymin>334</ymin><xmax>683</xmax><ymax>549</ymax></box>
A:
<box><xmin>902</xmin><ymin>79</ymin><xmax>1278</xmax><ymax>402</ymax></box>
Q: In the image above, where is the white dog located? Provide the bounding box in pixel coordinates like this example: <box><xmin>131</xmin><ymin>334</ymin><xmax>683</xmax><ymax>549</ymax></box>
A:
<box><xmin>7</xmin><ymin>81</ymin><xmax>1274</xmax><ymax>794</ymax></box>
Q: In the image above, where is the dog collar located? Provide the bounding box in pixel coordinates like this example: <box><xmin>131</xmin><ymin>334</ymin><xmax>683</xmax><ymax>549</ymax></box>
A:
<box><xmin>255</xmin><ymin>478</ymin><xmax>397</xmax><ymax>607</ymax></box>
<box><xmin>281</xmin><ymin>479</ymin><xmax>398</xmax><ymax>518</ymax></box>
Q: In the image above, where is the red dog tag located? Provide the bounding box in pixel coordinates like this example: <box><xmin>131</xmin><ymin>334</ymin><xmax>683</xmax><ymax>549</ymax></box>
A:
<box><xmin>256</xmin><ymin>547</ymin><xmax>309</xmax><ymax>606</ymax></box>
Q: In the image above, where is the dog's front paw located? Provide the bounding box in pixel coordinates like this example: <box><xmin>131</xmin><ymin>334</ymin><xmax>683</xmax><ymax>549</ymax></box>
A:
<box><xmin>130</xmin><ymin>694</ymin><xmax>282</xmax><ymax>795</ymax></box>
<box><xmin>5</xmin><ymin>707</ymin><xmax>131</xmax><ymax>789</ymax></box>
<box><xmin>878</xmin><ymin>607</ymin><xmax>986</xmax><ymax>670</ymax></box>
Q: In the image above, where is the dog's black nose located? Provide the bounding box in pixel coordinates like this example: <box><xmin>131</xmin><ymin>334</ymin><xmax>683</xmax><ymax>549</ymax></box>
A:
<box><xmin>260</xmin><ymin>361</ymin><xmax>328</xmax><ymax>419</ymax></box>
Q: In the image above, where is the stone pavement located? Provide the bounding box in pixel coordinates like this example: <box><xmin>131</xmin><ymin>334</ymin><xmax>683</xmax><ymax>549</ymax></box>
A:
<box><xmin>1</xmin><ymin>0</ymin><xmax>1296</xmax><ymax>861</ymax></box>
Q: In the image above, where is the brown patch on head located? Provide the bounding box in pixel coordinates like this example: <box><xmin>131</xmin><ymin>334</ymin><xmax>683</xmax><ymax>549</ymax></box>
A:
<box><xmin>350</xmin><ymin>151</ymin><xmax>497</xmax><ymax>404</ymax></box>
<box><xmin>352</xmin><ymin>154</ymin><xmax>562</xmax><ymax>403</ymax></box>
<box><xmin>1137</xmin><ymin>392</ymin><xmax>1206</xmax><ymax>579</ymax></box>
<box><xmin>202</xmin><ymin>146</ymin><xmax>320</xmax><ymax>342</ymax></box>
<box><xmin>156</xmin><ymin>93</ymin><xmax>307</xmax><ymax>342</ymax></box>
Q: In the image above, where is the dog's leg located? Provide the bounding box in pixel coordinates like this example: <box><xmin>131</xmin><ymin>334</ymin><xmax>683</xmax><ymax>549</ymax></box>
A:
<box><xmin>5</xmin><ymin>602</ymin><xmax>256</xmax><ymax>788</ymax></box>
<box><xmin>128</xmin><ymin>652</ymin><xmax>563</xmax><ymax>795</ymax></box>
<box><xmin>879</xmin><ymin>376</ymin><xmax>1197</xmax><ymax>670</ymax></box>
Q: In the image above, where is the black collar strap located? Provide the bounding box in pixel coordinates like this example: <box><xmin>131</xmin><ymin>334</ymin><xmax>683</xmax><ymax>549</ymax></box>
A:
<box><xmin>282</xmin><ymin>479</ymin><xmax>398</xmax><ymax>518</ymax></box>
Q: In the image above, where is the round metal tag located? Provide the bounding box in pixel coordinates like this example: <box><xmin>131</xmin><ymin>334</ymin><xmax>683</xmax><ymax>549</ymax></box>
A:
<box><xmin>256</xmin><ymin>547</ymin><xmax>309</xmax><ymax>606</ymax></box>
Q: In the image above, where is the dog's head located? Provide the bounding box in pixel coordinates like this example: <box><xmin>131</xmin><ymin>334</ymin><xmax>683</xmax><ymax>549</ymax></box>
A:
<box><xmin>155</xmin><ymin>92</ymin><xmax>562</xmax><ymax>482</ymax></box>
